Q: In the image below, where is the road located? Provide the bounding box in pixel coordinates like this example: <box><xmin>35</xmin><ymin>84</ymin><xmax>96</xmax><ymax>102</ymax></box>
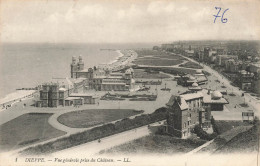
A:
<box><xmin>177</xmin><ymin>53</ymin><xmax>260</xmax><ymax>116</ymax></box>
<box><xmin>52</xmin><ymin>121</ymin><xmax>164</xmax><ymax>156</ymax></box>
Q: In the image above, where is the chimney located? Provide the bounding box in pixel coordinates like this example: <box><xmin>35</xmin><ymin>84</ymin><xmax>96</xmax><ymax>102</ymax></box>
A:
<box><xmin>176</xmin><ymin>96</ymin><xmax>182</xmax><ymax>105</ymax></box>
<box><xmin>208</xmin><ymin>89</ymin><xmax>210</xmax><ymax>95</ymax></box>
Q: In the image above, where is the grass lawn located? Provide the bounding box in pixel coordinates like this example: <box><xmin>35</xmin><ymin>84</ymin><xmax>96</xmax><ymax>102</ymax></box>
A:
<box><xmin>57</xmin><ymin>109</ymin><xmax>143</xmax><ymax>128</ymax></box>
<box><xmin>133</xmin><ymin>58</ymin><xmax>183</xmax><ymax>66</ymax></box>
<box><xmin>135</xmin><ymin>50</ymin><xmax>186</xmax><ymax>60</ymax></box>
<box><xmin>0</xmin><ymin>113</ymin><xmax>66</xmax><ymax>152</ymax></box>
<box><xmin>134</xmin><ymin>69</ymin><xmax>170</xmax><ymax>79</ymax></box>
<box><xmin>100</xmin><ymin>134</ymin><xmax>206</xmax><ymax>154</ymax></box>
<box><xmin>215</xmin><ymin>120</ymin><xmax>250</xmax><ymax>134</ymax></box>
<box><xmin>216</xmin><ymin>124</ymin><xmax>258</xmax><ymax>153</ymax></box>
<box><xmin>179</xmin><ymin>61</ymin><xmax>203</xmax><ymax>69</ymax></box>
<box><xmin>199</xmin><ymin>120</ymin><xmax>253</xmax><ymax>153</ymax></box>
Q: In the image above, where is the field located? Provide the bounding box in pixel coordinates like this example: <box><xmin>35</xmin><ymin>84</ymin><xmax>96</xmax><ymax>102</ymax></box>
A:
<box><xmin>133</xmin><ymin>58</ymin><xmax>183</xmax><ymax>66</ymax></box>
<box><xmin>179</xmin><ymin>61</ymin><xmax>203</xmax><ymax>69</ymax></box>
<box><xmin>135</xmin><ymin>50</ymin><xmax>186</xmax><ymax>60</ymax></box>
<box><xmin>133</xmin><ymin>50</ymin><xmax>186</xmax><ymax>66</ymax></box>
<box><xmin>216</xmin><ymin>124</ymin><xmax>259</xmax><ymax>153</ymax></box>
<box><xmin>0</xmin><ymin>113</ymin><xmax>66</xmax><ymax>152</ymax></box>
<box><xmin>214</xmin><ymin>120</ymin><xmax>250</xmax><ymax>134</ymax></box>
<box><xmin>134</xmin><ymin>69</ymin><xmax>170</xmax><ymax>79</ymax></box>
<box><xmin>100</xmin><ymin>134</ymin><xmax>206</xmax><ymax>154</ymax></box>
<box><xmin>199</xmin><ymin>120</ymin><xmax>253</xmax><ymax>153</ymax></box>
<box><xmin>57</xmin><ymin>109</ymin><xmax>143</xmax><ymax>128</ymax></box>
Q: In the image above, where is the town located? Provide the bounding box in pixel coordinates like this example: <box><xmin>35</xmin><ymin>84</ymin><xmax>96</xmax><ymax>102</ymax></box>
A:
<box><xmin>0</xmin><ymin>40</ymin><xmax>259</xmax><ymax>157</ymax></box>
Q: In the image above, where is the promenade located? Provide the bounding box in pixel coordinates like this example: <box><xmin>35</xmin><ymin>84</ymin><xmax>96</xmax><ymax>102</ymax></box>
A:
<box><xmin>0</xmin><ymin>90</ymin><xmax>36</xmax><ymax>111</ymax></box>
<box><xmin>176</xmin><ymin>53</ymin><xmax>259</xmax><ymax>119</ymax></box>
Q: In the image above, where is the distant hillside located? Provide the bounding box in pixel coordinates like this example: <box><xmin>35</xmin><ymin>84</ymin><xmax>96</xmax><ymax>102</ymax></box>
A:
<box><xmin>216</xmin><ymin>124</ymin><xmax>259</xmax><ymax>153</ymax></box>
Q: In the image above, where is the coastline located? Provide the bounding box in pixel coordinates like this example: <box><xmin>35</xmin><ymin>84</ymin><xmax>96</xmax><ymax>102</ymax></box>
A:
<box><xmin>0</xmin><ymin>90</ymin><xmax>36</xmax><ymax>110</ymax></box>
<box><xmin>107</xmin><ymin>49</ymin><xmax>138</xmax><ymax>71</ymax></box>
<box><xmin>0</xmin><ymin>49</ymin><xmax>138</xmax><ymax>109</ymax></box>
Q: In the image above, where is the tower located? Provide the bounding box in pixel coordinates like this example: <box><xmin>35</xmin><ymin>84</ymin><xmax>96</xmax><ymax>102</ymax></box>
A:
<box><xmin>78</xmin><ymin>55</ymin><xmax>84</xmax><ymax>71</ymax></box>
<box><xmin>71</xmin><ymin>56</ymin><xmax>78</xmax><ymax>78</ymax></box>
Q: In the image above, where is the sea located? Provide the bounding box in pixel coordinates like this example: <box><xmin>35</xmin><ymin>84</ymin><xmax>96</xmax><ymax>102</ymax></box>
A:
<box><xmin>0</xmin><ymin>43</ymin><xmax>155</xmax><ymax>99</ymax></box>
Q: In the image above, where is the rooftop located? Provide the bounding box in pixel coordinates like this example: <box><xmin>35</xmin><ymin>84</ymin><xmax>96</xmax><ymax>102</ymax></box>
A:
<box><xmin>180</xmin><ymin>92</ymin><xmax>204</xmax><ymax>101</ymax></box>
<box><xmin>203</xmin><ymin>94</ymin><xmax>229</xmax><ymax>104</ymax></box>
<box><xmin>166</xmin><ymin>95</ymin><xmax>189</xmax><ymax>110</ymax></box>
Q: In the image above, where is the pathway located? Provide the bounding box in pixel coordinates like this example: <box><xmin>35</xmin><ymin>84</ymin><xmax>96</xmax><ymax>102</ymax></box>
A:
<box><xmin>185</xmin><ymin>139</ymin><xmax>215</xmax><ymax>156</ymax></box>
<box><xmin>52</xmin><ymin>121</ymin><xmax>164</xmax><ymax>156</ymax></box>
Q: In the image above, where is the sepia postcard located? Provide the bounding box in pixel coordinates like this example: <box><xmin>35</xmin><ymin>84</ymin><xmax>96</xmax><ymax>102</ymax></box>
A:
<box><xmin>0</xmin><ymin>0</ymin><xmax>259</xmax><ymax>165</ymax></box>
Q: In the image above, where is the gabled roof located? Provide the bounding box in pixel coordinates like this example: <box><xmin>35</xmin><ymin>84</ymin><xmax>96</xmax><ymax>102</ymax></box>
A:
<box><xmin>166</xmin><ymin>95</ymin><xmax>189</xmax><ymax>110</ymax></box>
<box><xmin>180</xmin><ymin>92</ymin><xmax>203</xmax><ymax>101</ymax></box>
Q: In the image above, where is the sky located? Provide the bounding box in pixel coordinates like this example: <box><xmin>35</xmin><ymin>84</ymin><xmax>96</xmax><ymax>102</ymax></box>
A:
<box><xmin>0</xmin><ymin>0</ymin><xmax>259</xmax><ymax>43</ymax></box>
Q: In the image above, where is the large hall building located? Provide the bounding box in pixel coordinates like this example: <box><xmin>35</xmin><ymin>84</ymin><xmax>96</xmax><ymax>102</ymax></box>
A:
<box><xmin>70</xmin><ymin>56</ymin><xmax>135</xmax><ymax>91</ymax></box>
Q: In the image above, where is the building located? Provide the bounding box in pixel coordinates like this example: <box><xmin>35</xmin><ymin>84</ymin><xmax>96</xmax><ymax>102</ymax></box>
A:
<box><xmin>153</xmin><ymin>46</ymin><xmax>160</xmax><ymax>50</ymax></box>
<box><xmin>177</xmin><ymin>70</ymin><xmax>207</xmax><ymax>87</ymax></box>
<box><xmin>215</xmin><ymin>55</ymin><xmax>238</xmax><ymax>66</ymax></box>
<box><xmin>188</xmin><ymin>82</ymin><xmax>202</xmax><ymax>92</ymax></box>
<box><xmin>69</xmin><ymin>93</ymin><xmax>99</xmax><ymax>104</ymax></box>
<box><xmin>166</xmin><ymin>89</ymin><xmax>229</xmax><ymax>139</ymax></box>
<box><xmin>235</xmin><ymin>70</ymin><xmax>254</xmax><ymax>91</ymax></box>
<box><xmin>38</xmin><ymin>82</ymin><xmax>71</xmax><ymax>107</ymax></box>
<box><xmin>71</xmin><ymin>56</ymin><xmax>136</xmax><ymax>92</ymax></box>
<box><xmin>249</xmin><ymin>63</ymin><xmax>260</xmax><ymax>74</ymax></box>
<box><xmin>166</xmin><ymin>92</ymin><xmax>210</xmax><ymax>139</ymax></box>
<box><xmin>203</xmin><ymin>90</ymin><xmax>229</xmax><ymax>111</ymax></box>
<box><xmin>177</xmin><ymin>75</ymin><xmax>197</xmax><ymax>87</ymax></box>
<box><xmin>184</xmin><ymin>50</ymin><xmax>195</xmax><ymax>57</ymax></box>
<box><xmin>225</xmin><ymin>59</ymin><xmax>243</xmax><ymax>73</ymax></box>
<box><xmin>71</xmin><ymin>55</ymin><xmax>85</xmax><ymax>79</ymax></box>
<box><xmin>37</xmin><ymin>77</ymin><xmax>96</xmax><ymax>107</ymax></box>
<box><xmin>161</xmin><ymin>44</ymin><xmax>175</xmax><ymax>52</ymax></box>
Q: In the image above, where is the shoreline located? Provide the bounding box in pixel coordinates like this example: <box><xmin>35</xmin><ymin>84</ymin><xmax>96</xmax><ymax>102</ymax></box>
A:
<box><xmin>0</xmin><ymin>49</ymin><xmax>138</xmax><ymax>108</ymax></box>
<box><xmin>107</xmin><ymin>49</ymin><xmax>138</xmax><ymax>71</ymax></box>
<box><xmin>0</xmin><ymin>90</ymin><xmax>36</xmax><ymax>110</ymax></box>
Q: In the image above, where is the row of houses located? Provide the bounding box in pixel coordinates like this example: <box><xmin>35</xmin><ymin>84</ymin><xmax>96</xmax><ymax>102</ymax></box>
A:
<box><xmin>161</xmin><ymin>43</ymin><xmax>260</xmax><ymax>93</ymax></box>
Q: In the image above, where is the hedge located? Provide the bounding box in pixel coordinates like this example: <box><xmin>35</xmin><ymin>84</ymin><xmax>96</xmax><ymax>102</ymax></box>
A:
<box><xmin>193</xmin><ymin>125</ymin><xmax>218</xmax><ymax>141</ymax></box>
<box><xmin>20</xmin><ymin>107</ymin><xmax>167</xmax><ymax>155</ymax></box>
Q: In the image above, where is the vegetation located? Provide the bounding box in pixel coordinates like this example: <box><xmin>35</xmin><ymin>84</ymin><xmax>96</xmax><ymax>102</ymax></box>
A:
<box><xmin>199</xmin><ymin>119</ymin><xmax>254</xmax><ymax>153</ymax></box>
<box><xmin>136</xmin><ymin>66</ymin><xmax>197</xmax><ymax>75</ymax></box>
<box><xmin>133</xmin><ymin>69</ymin><xmax>170</xmax><ymax>79</ymax></box>
<box><xmin>215</xmin><ymin>118</ymin><xmax>259</xmax><ymax>153</ymax></box>
<box><xmin>179</xmin><ymin>61</ymin><xmax>203</xmax><ymax>69</ymax></box>
<box><xmin>20</xmin><ymin>107</ymin><xmax>168</xmax><ymax>155</ymax></box>
<box><xmin>58</xmin><ymin>109</ymin><xmax>144</xmax><ymax>128</ymax></box>
<box><xmin>213</xmin><ymin>120</ymin><xmax>250</xmax><ymax>134</ymax></box>
<box><xmin>133</xmin><ymin>58</ymin><xmax>183</xmax><ymax>66</ymax></box>
<box><xmin>135</xmin><ymin>50</ymin><xmax>186</xmax><ymax>60</ymax></box>
<box><xmin>100</xmin><ymin>134</ymin><xmax>206</xmax><ymax>154</ymax></box>
<box><xmin>193</xmin><ymin>125</ymin><xmax>218</xmax><ymax>141</ymax></box>
<box><xmin>0</xmin><ymin>113</ymin><xmax>66</xmax><ymax>152</ymax></box>
<box><xmin>101</xmin><ymin>93</ymin><xmax>157</xmax><ymax>101</ymax></box>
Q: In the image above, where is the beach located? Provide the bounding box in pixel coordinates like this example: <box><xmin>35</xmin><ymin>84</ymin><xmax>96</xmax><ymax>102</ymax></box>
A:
<box><xmin>0</xmin><ymin>46</ymin><xmax>139</xmax><ymax>110</ymax></box>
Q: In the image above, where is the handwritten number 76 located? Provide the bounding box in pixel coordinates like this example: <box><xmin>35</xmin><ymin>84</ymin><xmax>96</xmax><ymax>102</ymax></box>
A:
<box><xmin>213</xmin><ymin>7</ymin><xmax>229</xmax><ymax>23</ymax></box>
